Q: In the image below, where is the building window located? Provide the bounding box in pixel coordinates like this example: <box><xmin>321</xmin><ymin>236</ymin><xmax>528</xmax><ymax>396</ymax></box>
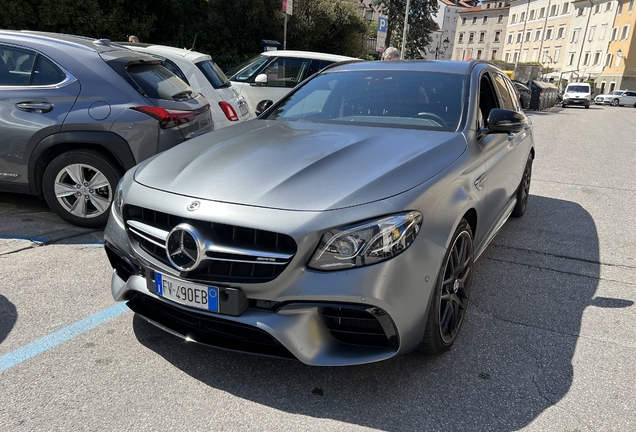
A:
<box><xmin>498</xmin><ymin>14</ymin><xmax>504</xmax><ymax>23</ymax></box>
<box><xmin>568</xmin><ymin>53</ymin><xmax>575</xmax><ymax>65</ymax></box>
<box><xmin>539</xmin><ymin>7</ymin><xmax>545</xmax><ymax>18</ymax></box>
<box><xmin>616</xmin><ymin>54</ymin><xmax>621</xmax><ymax>67</ymax></box>
<box><xmin>466</xmin><ymin>49</ymin><xmax>473</xmax><ymax>59</ymax></box>
<box><xmin>505</xmin><ymin>52</ymin><xmax>510</xmax><ymax>62</ymax></box>
<box><xmin>589</xmin><ymin>26</ymin><xmax>595</xmax><ymax>41</ymax></box>
<box><xmin>477</xmin><ymin>49</ymin><xmax>483</xmax><ymax>59</ymax></box>
<box><xmin>522</xmin><ymin>50</ymin><xmax>528</xmax><ymax>62</ymax></box>
<box><xmin>530</xmin><ymin>10</ymin><xmax>535</xmax><ymax>20</ymax></box>
<box><xmin>516</xmin><ymin>32</ymin><xmax>522</xmax><ymax>43</ymax></box>
<box><xmin>507</xmin><ymin>34</ymin><xmax>513</xmax><ymax>44</ymax></box>
<box><xmin>499</xmin><ymin>2</ymin><xmax>503</xmax><ymax>7</ymax></box>
<box><xmin>618</xmin><ymin>2</ymin><xmax>623</xmax><ymax>14</ymax></box>
<box><xmin>520</xmin><ymin>12</ymin><xmax>526</xmax><ymax>21</ymax></box>
<box><xmin>472</xmin><ymin>17</ymin><xmax>477</xmax><ymax>24</ymax></box>
<box><xmin>487</xmin><ymin>3</ymin><xmax>491</xmax><ymax>8</ymax></box>
<box><xmin>546</xmin><ymin>28</ymin><xmax>553</xmax><ymax>40</ymax></box>
<box><xmin>621</xmin><ymin>25</ymin><xmax>630</xmax><ymax>40</ymax></box>
<box><xmin>562</xmin><ymin>3</ymin><xmax>569</xmax><ymax>14</ymax></box>
<box><xmin>600</xmin><ymin>25</ymin><xmax>607</xmax><ymax>39</ymax></box>
<box><xmin>550</xmin><ymin>5</ymin><xmax>558</xmax><ymax>16</ymax></box>
<box><xmin>491</xmin><ymin>49</ymin><xmax>498</xmax><ymax>60</ymax></box>
<box><xmin>462</xmin><ymin>17</ymin><xmax>467</xmax><ymax>25</ymax></box>
<box><xmin>455</xmin><ymin>49</ymin><xmax>463</xmax><ymax>60</ymax></box>
<box><xmin>557</xmin><ymin>26</ymin><xmax>565</xmax><ymax>39</ymax></box>
<box><xmin>593</xmin><ymin>52</ymin><xmax>601</xmax><ymax>65</ymax></box>
<box><xmin>479</xmin><ymin>32</ymin><xmax>485</xmax><ymax>42</ymax></box>
<box><xmin>469</xmin><ymin>32</ymin><xmax>475</xmax><ymax>43</ymax></box>
<box><xmin>611</xmin><ymin>27</ymin><xmax>618</xmax><ymax>41</ymax></box>
<box><xmin>605</xmin><ymin>2</ymin><xmax>612</xmax><ymax>12</ymax></box>
<box><xmin>513</xmin><ymin>51</ymin><xmax>519</xmax><ymax>62</ymax></box>
<box><xmin>583</xmin><ymin>52</ymin><xmax>590</xmax><ymax>65</ymax></box>
<box><xmin>532</xmin><ymin>49</ymin><xmax>539</xmax><ymax>61</ymax></box>
<box><xmin>630</xmin><ymin>0</ymin><xmax>634</xmax><ymax>12</ymax></box>
<box><xmin>554</xmin><ymin>48</ymin><xmax>560</xmax><ymax>62</ymax></box>
<box><xmin>483</xmin><ymin>16</ymin><xmax>488</xmax><ymax>24</ymax></box>
<box><xmin>494</xmin><ymin>31</ymin><xmax>501</xmax><ymax>42</ymax></box>
<box><xmin>525</xmin><ymin>31</ymin><xmax>531</xmax><ymax>42</ymax></box>
<box><xmin>458</xmin><ymin>32</ymin><xmax>464</xmax><ymax>43</ymax></box>
<box><xmin>511</xmin><ymin>14</ymin><xmax>516</xmax><ymax>24</ymax></box>
<box><xmin>577</xmin><ymin>7</ymin><xmax>585</xmax><ymax>17</ymax></box>
<box><xmin>605</xmin><ymin>53</ymin><xmax>612</xmax><ymax>67</ymax></box>
<box><xmin>594</xmin><ymin>5</ymin><xmax>600</xmax><ymax>14</ymax></box>
<box><xmin>535</xmin><ymin>30</ymin><xmax>542</xmax><ymax>41</ymax></box>
<box><xmin>570</xmin><ymin>28</ymin><xmax>581</xmax><ymax>43</ymax></box>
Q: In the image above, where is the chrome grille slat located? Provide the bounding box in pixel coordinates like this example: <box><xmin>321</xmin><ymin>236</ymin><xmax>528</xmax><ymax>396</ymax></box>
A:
<box><xmin>124</xmin><ymin>205</ymin><xmax>297</xmax><ymax>283</ymax></box>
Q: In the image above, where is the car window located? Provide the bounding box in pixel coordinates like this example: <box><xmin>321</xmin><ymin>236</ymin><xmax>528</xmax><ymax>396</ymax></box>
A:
<box><xmin>262</xmin><ymin>57</ymin><xmax>312</xmax><ymax>88</ymax></box>
<box><xmin>196</xmin><ymin>59</ymin><xmax>230</xmax><ymax>89</ymax></box>
<box><xmin>0</xmin><ymin>46</ymin><xmax>36</xmax><ymax>86</ymax></box>
<box><xmin>266</xmin><ymin>70</ymin><xmax>464</xmax><ymax>130</ymax></box>
<box><xmin>492</xmin><ymin>73</ymin><xmax>516</xmax><ymax>111</ymax></box>
<box><xmin>127</xmin><ymin>64</ymin><xmax>196</xmax><ymax>101</ymax></box>
<box><xmin>566</xmin><ymin>85</ymin><xmax>589</xmax><ymax>93</ymax></box>
<box><xmin>478</xmin><ymin>73</ymin><xmax>498</xmax><ymax>127</ymax></box>
<box><xmin>163</xmin><ymin>59</ymin><xmax>188</xmax><ymax>84</ymax></box>
<box><xmin>227</xmin><ymin>54</ymin><xmax>271</xmax><ymax>82</ymax></box>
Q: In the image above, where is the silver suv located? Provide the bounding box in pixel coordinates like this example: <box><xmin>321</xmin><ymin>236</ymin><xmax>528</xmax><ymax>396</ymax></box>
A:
<box><xmin>0</xmin><ymin>31</ymin><xmax>213</xmax><ymax>227</ymax></box>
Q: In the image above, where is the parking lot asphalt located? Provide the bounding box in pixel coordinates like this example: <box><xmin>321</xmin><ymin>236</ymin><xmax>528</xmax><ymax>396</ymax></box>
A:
<box><xmin>1</xmin><ymin>104</ymin><xmax>635</xmax><ymax>431</ymax></box>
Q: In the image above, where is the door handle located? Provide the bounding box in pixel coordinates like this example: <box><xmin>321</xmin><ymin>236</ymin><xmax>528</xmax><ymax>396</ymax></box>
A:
<box><xmin>15</xmin><ymin>102</ymin><xmax>54</xmax><ymax>113</ymax></box>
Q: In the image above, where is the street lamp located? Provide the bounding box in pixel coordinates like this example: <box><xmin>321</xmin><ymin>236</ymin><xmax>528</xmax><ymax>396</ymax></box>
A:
<box><xmin>425</xmin><ymin>37</ymin><xmax>450</xmax><ymax>60</ymax></box>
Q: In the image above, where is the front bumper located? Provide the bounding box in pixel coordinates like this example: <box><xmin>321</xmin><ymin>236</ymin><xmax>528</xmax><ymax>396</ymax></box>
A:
<box><xmin>563</xmin><ymin>98</ymin><xmax>590</xmax><ymax>106</ymax></box>
<box><xmin>104</xmin><ymin>190</ymin><xmax>447</xmax><ymax>366</ymax></box>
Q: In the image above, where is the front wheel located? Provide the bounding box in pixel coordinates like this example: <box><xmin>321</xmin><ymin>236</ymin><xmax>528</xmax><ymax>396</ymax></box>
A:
<box><xmin>561</xmin><ymin>104</ymin><xmax>566</xmax><ymax>108</ymax></box>
<box><xmin>43</xmin><ymin>150</ymin><xmax>123</xmax><ymax>228</ymax></box>
<box><xmin>611</xmin><ymin>99</ymin><xmax>619</xmax><ymax>107</ymax></box>
<box><xmin>418</xmin><ymin>219</ymin><xmax>474</xmax><ymax>355</ymax></box>
<box><xmin>512</xmin><ymin>153</ymin><xmax>533</xmax><ymax>218</ymax></box>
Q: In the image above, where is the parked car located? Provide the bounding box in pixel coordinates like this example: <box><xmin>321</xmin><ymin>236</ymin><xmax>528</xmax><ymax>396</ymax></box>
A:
<box><xmin>0</xmin><ymin>31</ymin><xmax>213</xmax><ymax>227</ymax></box>
<box><xmin>594</xmin><ymin>90</ymin><xmax>636</xmax><ymax>107</ymax></box>
<box><xmin>105</xmin><ymin>59</ymin><xmax>534</xmax><ymax>366</ymax></box>
<box><xmin>226</xmin><ymin>50</ymin><xmax>356</xmax><ymax>116</ymax></box>
<box><xmin>561</xmin><ymin>82</ymin><xmax>592</xmax><ymax>108</ymax></box>
<box><xmin>122</xmin><ymin>43</ymin><xmax>251</xmax><ymax>130</ymax></box>
<box><xmin>512</xmin><ymin>80</ymin><xmax>531</xmax><ymax>109</ymax></box>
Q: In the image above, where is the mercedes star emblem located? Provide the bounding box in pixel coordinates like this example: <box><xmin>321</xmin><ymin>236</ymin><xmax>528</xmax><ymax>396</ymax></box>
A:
<box><xmin>166</xmin><ymin>224</ymin><xmax>202</xmax><ymax>271</ymax></box>
<box><xmin>187</xmin><ymin>201</ymin><xmax>201</xmax><ymax>211</ymax></box>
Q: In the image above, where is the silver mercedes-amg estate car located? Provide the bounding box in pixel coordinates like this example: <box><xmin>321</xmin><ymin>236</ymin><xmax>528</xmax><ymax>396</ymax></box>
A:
<box><xmin>104</xmin><ymin>60</ymin><xmax>535</xmax><ymax>366</ymax></box>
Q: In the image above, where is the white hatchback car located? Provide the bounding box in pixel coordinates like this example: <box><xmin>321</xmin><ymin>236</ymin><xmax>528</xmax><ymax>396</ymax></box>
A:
<box><xmin>226</xmin><ymin>50</ymin><xmax>356</xmax><ymax>116</ymax></box>
<box><xmin>124</xmin><ymin>43</ymin><xmax>251</xmax><ymax>130</ymax></box>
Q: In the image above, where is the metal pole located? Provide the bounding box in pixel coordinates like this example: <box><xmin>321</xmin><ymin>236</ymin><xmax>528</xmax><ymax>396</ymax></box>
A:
<box><xmin>400</xmin><ymin>0</ymin><xmax>411</xmax><ymax>59</ymax></box>
<box><xmin>284</xmin><ymin>14</ymin><xmax>287</xmax><ymax>50</ymax></box>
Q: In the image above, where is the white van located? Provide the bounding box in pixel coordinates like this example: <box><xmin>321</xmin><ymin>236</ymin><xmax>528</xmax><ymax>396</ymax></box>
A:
<box><xmin>562</xmin><ymin>82</ymin><xmax>592</xmax><ymax>108</ymax></box>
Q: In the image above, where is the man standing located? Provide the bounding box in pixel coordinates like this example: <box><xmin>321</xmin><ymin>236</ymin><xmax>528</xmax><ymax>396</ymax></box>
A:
<box><xmin>382</xmin><ymin>47</ymin><xmax>400</xmax><ymax>60</ymax></box>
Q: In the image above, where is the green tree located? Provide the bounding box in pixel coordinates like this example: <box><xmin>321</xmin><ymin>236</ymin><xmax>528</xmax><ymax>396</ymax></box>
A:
<box><xmin>372</xmin><ymin>0</ymin><xmax>438</xmax><ymax>58</ymax></box>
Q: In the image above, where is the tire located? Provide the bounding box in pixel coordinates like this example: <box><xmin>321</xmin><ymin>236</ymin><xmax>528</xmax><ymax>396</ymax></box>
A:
<box><xmin>561</xmin><ymin>104</ymin><xmax>566</xmax><ymax>108</ymax></box>
<box><xmin>512</xmin><ymin>153</ymin><xmax>533</xmax><ymax>218</ymax></box>
<box><xmin>585</xmin><ymin>104</ymin><xmax>590</xmax><ymax>109</ymax></box>
<box><xmin>42</xmin><ymin>150</ymin><xmax>123</xmax><ymax>228</ymax></box>
<box><xmin>611</xmin><ymin>98</ymin><xmax>619</xmax><ymax>107</ymax></box>
<box><xmin>418</xmin><ymin>219</ymin><xmax>474</xmax><ymax>355</ymax></box>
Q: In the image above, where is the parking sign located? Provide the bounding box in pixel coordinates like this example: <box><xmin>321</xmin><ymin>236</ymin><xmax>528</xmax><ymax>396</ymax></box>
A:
<box><xmin>378</xmin><ymin>17</ymin><xmax>388</xmax><ymax>33</ymax></box>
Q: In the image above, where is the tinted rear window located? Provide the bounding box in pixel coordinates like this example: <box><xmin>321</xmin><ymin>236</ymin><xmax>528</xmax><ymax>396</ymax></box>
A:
<box><xmin>127</xmin><ymin>64</ymin><xmax>195</xmax><ymax>101</ymax></box>
<box><xmin>196</xmin><ymin>59</ymin><xmax>230</xmax><ymax>88</ymax></box>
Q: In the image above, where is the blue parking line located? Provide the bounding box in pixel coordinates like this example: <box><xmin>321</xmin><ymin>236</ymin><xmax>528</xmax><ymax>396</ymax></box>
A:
<box><xmin>0</xmin><ymin>303</ymin><xmax>129</xmax><ymax>373</ymax></box>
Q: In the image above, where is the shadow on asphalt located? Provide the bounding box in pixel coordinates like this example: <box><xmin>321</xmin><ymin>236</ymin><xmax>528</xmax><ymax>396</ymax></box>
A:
<box><xmin>131</xmin><ymin>195</ymin><xmax>625</xmax><ymax>430</ymax></box>
<box><xmin>0</xmin><ymin>295</ymin><xmax>18</xmax><ymax>344</ymax></box>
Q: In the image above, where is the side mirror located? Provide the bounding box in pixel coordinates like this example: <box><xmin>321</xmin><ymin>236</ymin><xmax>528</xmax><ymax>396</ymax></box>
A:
<box><xmin>251</xmin><ymin>73</ymin><xmax>267</xmax><ymax>87</ymax></box>
<box><xmin>486</xmin><ymin>108</ymin><xmax>527</xmax><ymax>134</ymax></box>
<box><xmin>255</xmin><ymin>100</ymin><xmax>274</xmax><ymax>117</ymax></box>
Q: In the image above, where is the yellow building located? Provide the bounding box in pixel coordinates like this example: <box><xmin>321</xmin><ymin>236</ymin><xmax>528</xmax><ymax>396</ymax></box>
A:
<box><xmin>598</xmin><ymin>0</ymin><xmax>636</xmax><ymax>91</ymax></box>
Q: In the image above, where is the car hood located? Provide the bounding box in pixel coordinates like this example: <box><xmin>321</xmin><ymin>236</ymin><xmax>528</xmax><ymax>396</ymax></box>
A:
<box><xmin>134</xmin><ymin>120</ymin><xmax>466</xmax><ymax>211</ymax></box>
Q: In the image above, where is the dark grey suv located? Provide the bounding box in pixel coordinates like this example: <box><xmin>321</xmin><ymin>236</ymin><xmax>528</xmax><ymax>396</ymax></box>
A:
<box><xmin>0</xmin><ymin>31</ymin><xmax>213</xmax><ymax>227</ymax></box>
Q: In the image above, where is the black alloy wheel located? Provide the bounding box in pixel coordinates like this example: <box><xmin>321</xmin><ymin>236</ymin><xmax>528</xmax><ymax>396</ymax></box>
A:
<box><xmin>512</xmin><ymin>153</ymin><xmax>533</xmax><ymax>217</ymax></box>
<box><xmin>419</xmin><ymin>219</ymin><xmax>474</xmax><ymax>354</ymax></box>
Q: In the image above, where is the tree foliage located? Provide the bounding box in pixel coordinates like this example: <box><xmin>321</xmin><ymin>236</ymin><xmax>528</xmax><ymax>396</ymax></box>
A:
<box><xmin>0</xmin><ymin>0</ymin><xmax>369</xmax><ymax>68</ymax></box>
<box><xmin>372</xmin><ymin>0</ymin><xmax>438</xmax><ymax>58</ymax></box>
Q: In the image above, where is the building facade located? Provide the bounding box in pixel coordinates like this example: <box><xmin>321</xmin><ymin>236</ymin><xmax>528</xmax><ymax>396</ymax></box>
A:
<box><xmin>453</xmin><ymin>1</ymin><xmax>511</xmax><ymax>61</ymax></box>
<box><xmin>598</xmin><ymin>0</ymin><xmax>636</xmax><ymax>91</ymax></box>
<box><xmin>424</xmin><ymin>0</ymin><xmax>476</xmax><ymax>60</ymax></box>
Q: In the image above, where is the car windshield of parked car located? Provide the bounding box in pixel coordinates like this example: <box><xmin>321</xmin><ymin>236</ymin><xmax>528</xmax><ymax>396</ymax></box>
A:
<box><xmin>609</xmin><ymin>91</ymin><xmax>624</xmax><ymax>95</ymax></box>
<box><xmin>263</xmin><ymin>70</ymin><xmax>464</xmax><ymax>130</ymax></box>
<box><xmin>196</xmin><ymin>59</ymin><xmax>231</xmax><ymax>88</ymax></box>
<box><xmin>226</xmin><ymin>55</ymin><xmax>271</xmax><ymax>82</ymax></box>
<box><xmin>566</xmin><ymin>85</ymin><xmax>589</xmax><ymax>93</ymax></box>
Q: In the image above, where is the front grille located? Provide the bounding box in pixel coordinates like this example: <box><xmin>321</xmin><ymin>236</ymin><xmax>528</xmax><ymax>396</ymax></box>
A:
<box><xmin>123</xmin><ymin>205</ymin><xmax>297</xmax><ymax>284</ymax></box>
<box><xmin>319</xmin><ymin>306</ymin><xmax>398</xmax><ymax>349</ymax></box>
<box><xmin>128</xmin><ymin>293</ymin><xmax>294</xmax><ymax>359</ymax></box>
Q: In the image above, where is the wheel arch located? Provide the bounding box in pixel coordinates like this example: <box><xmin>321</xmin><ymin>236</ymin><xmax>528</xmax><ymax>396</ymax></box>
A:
<box><xmin>28</xmin><ymin>131</ymin><xmax>136</xmax><ymax>197</ymax></box>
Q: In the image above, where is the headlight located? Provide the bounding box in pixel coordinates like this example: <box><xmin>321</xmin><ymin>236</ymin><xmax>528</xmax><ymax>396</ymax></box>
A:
<box><xmin>112</xmin><ymin>177</ymin><xmax>125</xmax><ymax>226</ymax></box>
<box><xmin>563</xmin><ymin>93</ymin><xmax>570</xmax><ymax>98</ymax></box>
<box><xmin>308</xmin><ymin>211</ymin><xmax>422</xmax><ymax>271</ymax></box>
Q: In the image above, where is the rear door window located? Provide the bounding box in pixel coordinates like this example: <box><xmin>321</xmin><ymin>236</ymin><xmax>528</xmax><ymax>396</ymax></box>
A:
<box><xmin>127</xmin><ymin>64</ymin><xmax>195</xmax><ymax>101</ymax></box>
<box><xmin>196</xmin><ymin>59</ymin><xmax>230</xmax><ymax>89</ymax></box>
<box><xmin>262</xmin><ymin>57</ymin><xmax>312</xmax><ymax>88</ymax></box>
<box><xmin>1</xmin><ymin>45</ymin><xmax>66</xmax><ymax>87</ymax></box>
<box><xmin>163</xmin><ymin>59</ymin><xmax>188</xmax><ymax>84</ymax></box>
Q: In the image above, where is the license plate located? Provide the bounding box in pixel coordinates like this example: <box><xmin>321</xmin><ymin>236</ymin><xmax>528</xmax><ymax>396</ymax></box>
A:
<box><xmin>155</xmin><ymin>272</ymin><xmax>218</xmax><ymax>312</ymax></box>
<box><xmin>239</xmin><ymin>102</ymin><xmax>249</xmax><ymax>117</ymax></box>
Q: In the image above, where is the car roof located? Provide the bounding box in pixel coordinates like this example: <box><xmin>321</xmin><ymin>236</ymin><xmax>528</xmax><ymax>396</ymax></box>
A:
<box><xmin>260</xmin><ymin>50</ymin><xmax>355</xmax><ymax>62</ymax></box>
<box><xmin>324</xmin><ymin>59</ymin><xmax>482</xmax><ymax>75</ymax></box>
<box><xmin>121</xmin><ymin>43</ymin><xmax>211</xmax><ymax>63</ymax></box>
<box><xmin>0</xmin><ymin>30</ymin><xmax>127</xmax><ymax>53</ymax></box>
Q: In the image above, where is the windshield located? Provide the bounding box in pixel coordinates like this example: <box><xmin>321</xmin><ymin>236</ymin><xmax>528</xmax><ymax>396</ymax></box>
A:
<box><xmin>196</xmin><ymin>59</ymin><xmax>231</xmax><ymax>88</ymax></box>
<box><xmin>566</xmin><ymin>85</ymin><xmax>589</xmax><ymax>93</ymax></box>
<box><xmin>263</xmin><ymin>70</ymin><xmax>464</xmax><ymax>130</ymax></box>
<box><xmin>227</xmin><ymin>55</ymin><xmax>271</xmax><ymax>82</ymax></box>
<box><xmin>610</xmin><ymin>91</ymin><xmax>623</xmax><ymax>95</ymax></box>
